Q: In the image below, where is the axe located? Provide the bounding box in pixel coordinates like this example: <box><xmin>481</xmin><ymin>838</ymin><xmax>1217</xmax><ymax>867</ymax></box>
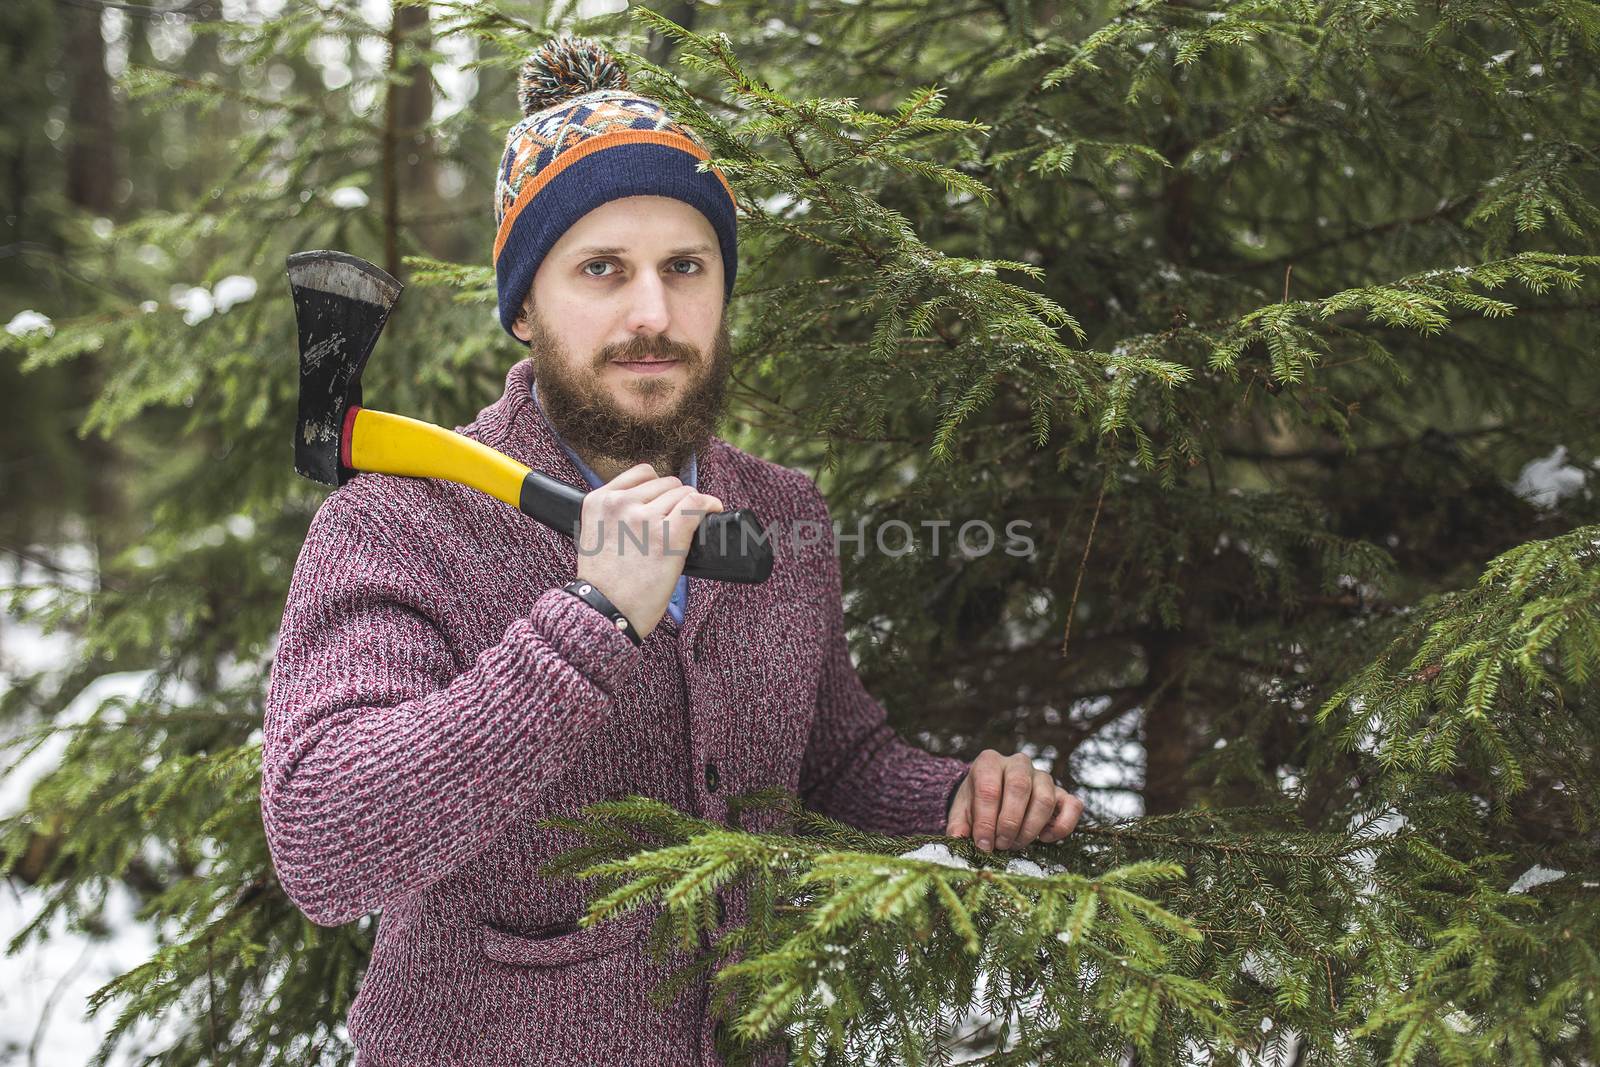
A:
<box><xmin>285</xmin><ymin>249</ymin><xmax>772</xmax><ymax>584</ymax></box>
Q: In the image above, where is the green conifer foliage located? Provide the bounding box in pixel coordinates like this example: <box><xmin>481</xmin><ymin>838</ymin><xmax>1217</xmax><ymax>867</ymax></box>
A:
<box><xmin>2</xmin><ymin>1</ymin><xmax>1598</xmax><ymax>1064</ymax></box>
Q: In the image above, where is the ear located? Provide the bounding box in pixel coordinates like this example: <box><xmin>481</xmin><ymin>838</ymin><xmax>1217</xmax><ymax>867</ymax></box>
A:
<box><xmin>511</xmin><ymin>296</ymin><xmax>534</xmax><ymax>343</ymax></box>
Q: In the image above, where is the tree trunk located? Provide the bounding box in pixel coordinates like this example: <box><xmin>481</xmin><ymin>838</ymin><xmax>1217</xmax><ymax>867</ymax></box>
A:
<box><xmin>643</xmin><ymin>1</ymin><xmax>698</xmax><ymax>66</ymax></box>
<box><xmin>62</xmin><ymin>0</ymin><xmax>119</xmax><ymax>215</ymax></box>
<box><xmin>393</xmin><ymin>2</ymin><xmax>442</xmax><ymax>258</ymax></box>
<box><xmin>1140</xmin><ymin>635</ymin><xmax>1192</xmax><ymax>815</ymax></box>
<box><xmin>384</xmin><ymin>2</ymin><xmax>439</xmax><ymax>276</ymax></box>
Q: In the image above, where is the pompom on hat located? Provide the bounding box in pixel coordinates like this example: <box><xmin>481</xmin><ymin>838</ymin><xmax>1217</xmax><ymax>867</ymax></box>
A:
<box><xmin>493</xmin><ymin>33</ymin><xmax>739</xmax><ymax>340</ymax></box>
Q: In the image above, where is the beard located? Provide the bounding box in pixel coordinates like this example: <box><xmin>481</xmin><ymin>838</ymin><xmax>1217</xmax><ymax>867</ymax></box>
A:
<box><xmin>522</xmin><ymin>305</ymin><xmax>733</xmax><ymax>478</ymax></box>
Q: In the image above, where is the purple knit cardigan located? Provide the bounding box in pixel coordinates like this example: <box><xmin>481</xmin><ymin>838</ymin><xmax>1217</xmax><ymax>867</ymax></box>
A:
<box><xmin>260</xmin><ymin>358</ymin><xmax>971</xmax><ymax>1066</ymax></box>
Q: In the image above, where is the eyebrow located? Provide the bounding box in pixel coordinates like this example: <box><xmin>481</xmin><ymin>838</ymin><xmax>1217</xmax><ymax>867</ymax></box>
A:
<box><xmin>569</xmin><ymin>243</ymin><xmax>716</xmax><ymax>259</ymax></box>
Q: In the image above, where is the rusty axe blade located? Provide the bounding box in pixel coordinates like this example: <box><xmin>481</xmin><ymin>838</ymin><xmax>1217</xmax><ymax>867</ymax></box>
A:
<box><xmin>286</xmin><ymin>249</ymin><xmax>402</xmax><ymax>487</ymax></box>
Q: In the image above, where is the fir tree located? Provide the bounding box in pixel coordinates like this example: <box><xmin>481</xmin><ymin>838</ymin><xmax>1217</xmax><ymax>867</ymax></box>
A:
<box><xmin>3</xmin><ymin>1</ymin><xmax>1599</xmax><ymax>1064</ymax></box>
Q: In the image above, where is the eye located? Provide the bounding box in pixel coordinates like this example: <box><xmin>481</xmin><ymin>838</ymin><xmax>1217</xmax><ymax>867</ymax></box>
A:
<box><xmin>581</xmin><ymin>259</ymin><xmax>704</xmax><ymax>278</ymax></box>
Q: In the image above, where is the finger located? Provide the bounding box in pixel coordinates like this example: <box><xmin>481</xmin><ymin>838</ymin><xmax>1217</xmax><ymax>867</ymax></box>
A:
<box><xmin>603</xmin><ymin>463</ymin><xmax>663</xmax><ymax>491</ymax></box>
<box><xmin>1036</xmin><ymin>789</ymin><xmax>1067</xmax><ymax>843</ymax></box>
<box><xmin>992</xmin><ymin>756</ymin><xmax>1036</xmax><ymax>850</ymax></box>
<box><xmin>644</xmin><ymin>487</ymin><xmax>704</xmax><ymax>550</ymax></box>
<box><xmin>945</xmin><ymin>778</ymin><xmax>971</xmax><ymax>838</ymax></box>
<box><xmin>615</xmin><ymin>474</ymin><xmax>685</xmax><ymax>505</ymax></box>
<box><xmin>641</xmin><ymin>484</ymin><xmax>699</xmax><ymax>518</ymax></box>
<box><xmin>658</xmin><ymin>490</ymin><xmax>722</xmax><ymax>517</ymax></box>
<box><xmin>660</xmin><ymin>493</ymin><xmax>729</xmax><ymax>556</ymax></box>
<box><xmin>968</xmin><ymin>751</ymin><xmax>1005</xmax><ymax>852</ymax></box>
<box><xmin>1014</xmin><ymin>770</ymin><xmax>1060</xmax><ymax>848</ymax></box>
<box><xmin>1041</xmin><ymin>791</ymin><xmax>1084</xmax><ymax>841</ymax></box>
<box><xmin>597</xmin><ymin>486</ymin><xmax>695</xmax><ymax>558</ymax></box>
<box><xmin>662</xmin><ymin>492</ymin><xmax>725</xmax><ymax>547</ymax></box>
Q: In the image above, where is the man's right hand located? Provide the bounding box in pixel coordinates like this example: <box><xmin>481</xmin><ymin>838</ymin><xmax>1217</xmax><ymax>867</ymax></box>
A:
<box><xmin>574</xmin><ymin>463</ymin><xmax>723</xmax><ymax>642</ymax></box>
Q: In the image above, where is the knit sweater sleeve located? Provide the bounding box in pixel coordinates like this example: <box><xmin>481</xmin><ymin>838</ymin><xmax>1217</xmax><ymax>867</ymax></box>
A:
<box><xmin>259</xmin><ymin>491</ymin><xmax>641</xmax><ymax>927</ymax></box>
<box><xmin>791</xmin><ymin>476</ymin><xmax>970</xmax><ymax>837</ymax></box>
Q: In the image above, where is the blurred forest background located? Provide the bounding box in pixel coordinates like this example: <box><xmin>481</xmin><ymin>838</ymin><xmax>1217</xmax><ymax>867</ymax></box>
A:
<box><xmin>2</xmin><ymin>0</ymin><xmax>1599</xmax><ymax>1063</ymax></box>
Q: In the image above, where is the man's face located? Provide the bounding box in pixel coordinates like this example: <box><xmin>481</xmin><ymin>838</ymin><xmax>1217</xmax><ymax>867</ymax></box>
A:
<box><xmin>513</xmin><ymin>195</ymin><xmax>732</xmax><ymax>476</ymax></box>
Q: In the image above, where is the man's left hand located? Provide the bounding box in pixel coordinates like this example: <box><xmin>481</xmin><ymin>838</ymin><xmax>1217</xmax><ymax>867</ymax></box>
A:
<box><xmin>945</xmin><ymin>749</ymin><xmax>1084</xmax><ymax>852</ymax></box>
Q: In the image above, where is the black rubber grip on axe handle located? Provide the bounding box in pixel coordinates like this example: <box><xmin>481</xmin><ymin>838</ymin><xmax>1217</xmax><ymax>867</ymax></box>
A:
<box><xmin>518</xmin><ymin>470</ymin><xmax>774</xmax><ymax>585</ymax></box>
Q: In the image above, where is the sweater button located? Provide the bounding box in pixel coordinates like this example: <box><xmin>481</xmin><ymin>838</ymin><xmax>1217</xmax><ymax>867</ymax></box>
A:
<box><xmin>704</xmin><ymin>760</ymin><xmax>720</xmax><ymax>793</ymax></box>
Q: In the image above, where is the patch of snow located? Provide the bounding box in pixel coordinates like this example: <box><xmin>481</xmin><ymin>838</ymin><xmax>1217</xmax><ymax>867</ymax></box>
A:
<box><xmin>1512</xmin><ymin>445</ymin><xmax>1588</xmax><ymax>508</ymax></box>
<box><xmin>1241</xmin><ymin>949</ymin><xmax>1277</xmax><ymax>982</ymax></box>
<box><xmin>328</xmin><ymin>186</ymin><xmax>369</xmax><ymax>209</ymax></box>
<box><xmin>1004</xmin><ymin>857</ymin><xmax>1046</xmax><ymax>878</ymax></box>
<box><xmin>170</xmin><ymin>286</ymin><xmax>214</xmax><ymax>326</ymax></box>
<box><xmin>211</xmin><ymin>275</ymin><xmax>257</xmax><ymax>313</ymax></box>
<box><xmin>1508</xmin><ymin>865</ymin><xmax>1565</xmax><ymax>894</ymax></box>
<box><xmin>758</xmin><ymin>191</ymin><xmax>811</xmax><ymax>218</ymax></box>
<box><xmin>5</xmin><ymin>310</ymin><xmax>54</xmax><ymax>338</ymax></box>
<box><xmin>898</xmin><ymin>842</ymin><xmax>974</xmax><ymax>870</ymax></box>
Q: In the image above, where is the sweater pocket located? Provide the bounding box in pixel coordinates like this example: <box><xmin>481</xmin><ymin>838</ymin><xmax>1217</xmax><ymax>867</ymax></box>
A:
<box><xmin>478</xmin><ymin>905</ymin><xmax>653</xmax><ymax>968</ymax></box>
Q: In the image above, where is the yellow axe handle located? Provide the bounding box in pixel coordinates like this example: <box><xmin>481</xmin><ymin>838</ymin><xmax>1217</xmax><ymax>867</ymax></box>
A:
<box><xmin>347</xmin><ymin>407</ymin><xmax>530</xmax><ymax>509</ymax></box>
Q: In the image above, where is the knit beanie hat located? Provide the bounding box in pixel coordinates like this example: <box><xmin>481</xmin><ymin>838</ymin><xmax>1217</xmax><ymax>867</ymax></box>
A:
<box><xmin>493</xmin><ymin>34</ymin><xmax>740</xmax><ymax>341</ymax></box>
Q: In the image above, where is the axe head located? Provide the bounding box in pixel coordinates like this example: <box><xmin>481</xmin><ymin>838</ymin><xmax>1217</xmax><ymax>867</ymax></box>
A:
<box><xmin>285</xmin><ymin>250</ymin><xmax>402</xmax><ymax>486</ymax></box>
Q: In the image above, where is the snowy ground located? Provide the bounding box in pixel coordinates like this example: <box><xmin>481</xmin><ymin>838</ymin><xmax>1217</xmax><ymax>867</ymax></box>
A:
<box><xmin>0</xmin><ymin>879</ymin><xmax>178</xmax><ymax>1067</ymax></box>
<box><xmin>0</xmin><ymin>545</ymin><xmax>189</xmax><ymax>1066</ymax></box>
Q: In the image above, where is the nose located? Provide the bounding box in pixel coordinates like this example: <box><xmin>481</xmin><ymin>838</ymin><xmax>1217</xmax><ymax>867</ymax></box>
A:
<box><xmin>622</xmin><ymin>271</ymin><xmax>671</xmax><ymax>337</ymax></box>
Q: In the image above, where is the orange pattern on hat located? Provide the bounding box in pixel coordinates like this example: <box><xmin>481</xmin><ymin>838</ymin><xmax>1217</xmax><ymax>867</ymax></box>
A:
<box><xmin>493</xmin><ymin>128</ymin><xmax>737</xmax><ymax>265</ymax></box>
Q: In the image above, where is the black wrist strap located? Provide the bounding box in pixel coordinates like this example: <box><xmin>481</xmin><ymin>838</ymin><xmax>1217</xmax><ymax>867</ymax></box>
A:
<box><xmin>561</xmin><ymin>580</ymin><xmax>643</xmax><ymax>647</ymax></box>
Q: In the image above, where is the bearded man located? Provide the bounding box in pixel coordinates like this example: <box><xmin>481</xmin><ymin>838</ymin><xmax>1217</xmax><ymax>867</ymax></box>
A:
<box><xmin>261</xmin><ymin>33</ymin><xmax>1083</xmax><ymax>1067</ymax></box>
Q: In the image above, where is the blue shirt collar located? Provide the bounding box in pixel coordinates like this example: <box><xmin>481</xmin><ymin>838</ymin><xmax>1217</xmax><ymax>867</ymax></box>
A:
<box><xmin>530</xmin><ymin>377</ymin><xmax>697</xmax><ymax>490</ymax></box>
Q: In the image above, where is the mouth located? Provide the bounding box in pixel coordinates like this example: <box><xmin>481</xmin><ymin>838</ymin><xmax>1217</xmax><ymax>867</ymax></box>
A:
<box><xmin>611</xmin><ymin>358</ymin><xmax>682</xmax><ymax>375</ymax></box>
